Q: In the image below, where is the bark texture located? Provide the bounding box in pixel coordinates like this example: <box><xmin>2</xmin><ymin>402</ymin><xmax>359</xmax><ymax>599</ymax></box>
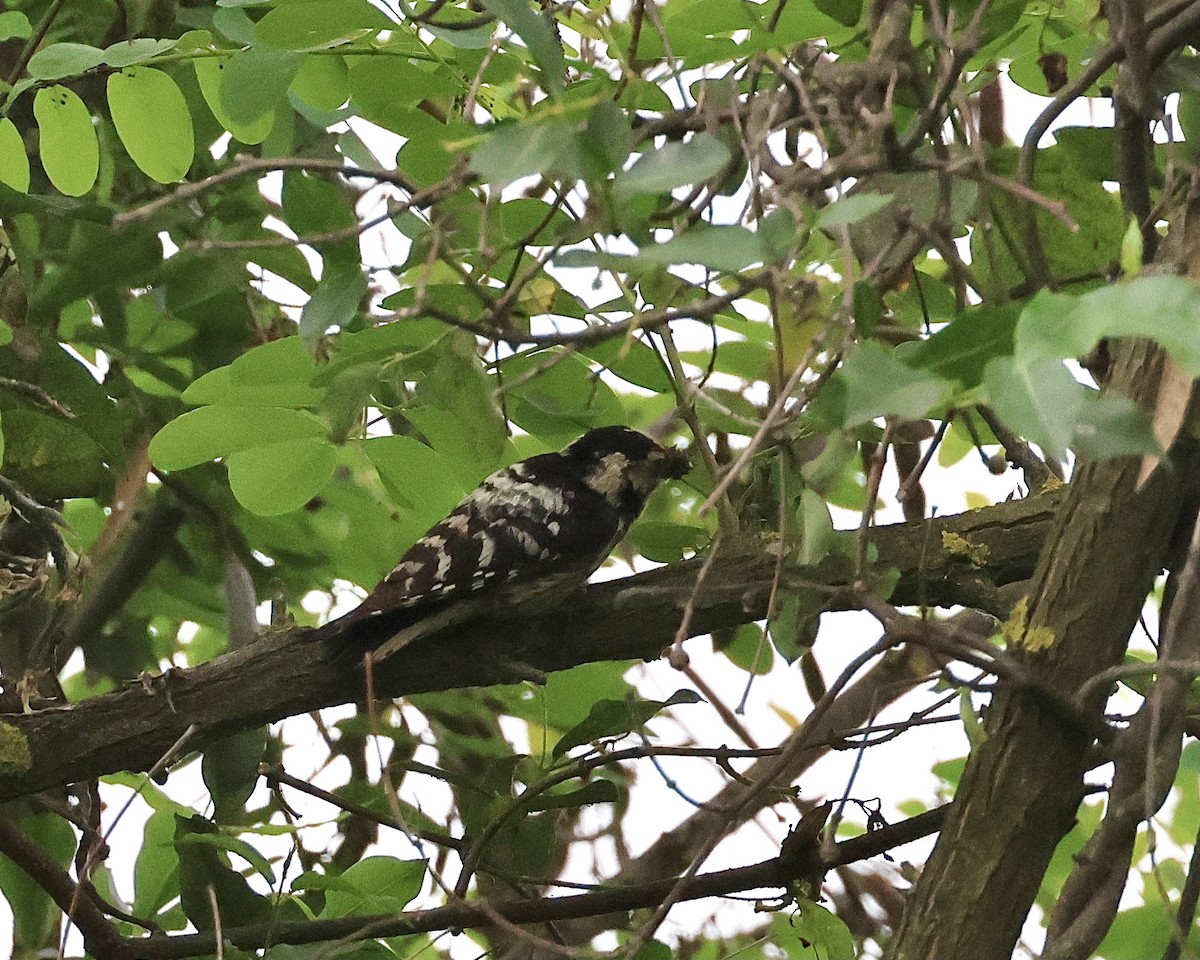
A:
<box><xmin>0</xmin><ymin>492</ymin><xmax>1058</xmax><ymax>803</ymax></box>
<box><xmin>888</xmin><ymin>335</ymin><xmax>1198</xmax><ymax>959</ymax></box>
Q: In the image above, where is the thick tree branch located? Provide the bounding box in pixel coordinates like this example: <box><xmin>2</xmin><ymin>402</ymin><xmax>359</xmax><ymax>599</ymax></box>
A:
<box><xmin>1041</xmin><ymin>512</ymin><xmax>1200</xmax><ymax>959</ymax></box>
<box><xmin>889</xmin><ymin>339</ymin><xmax>1193</xmax><ymax>960</ymax></box>
<box><xmin>887</xmin><ymin>186</ymin><xmax>1200</xmax><ymax>960</ymax></box>
<box><xmin>0</xmin><ymin>815</ymin><xmax>134</xmax><ymax>959</ymax></box>
<box><xmin>0</xmin><ymin>492</ymin><xmax>1060</xmax><ymax>803</ymax></box>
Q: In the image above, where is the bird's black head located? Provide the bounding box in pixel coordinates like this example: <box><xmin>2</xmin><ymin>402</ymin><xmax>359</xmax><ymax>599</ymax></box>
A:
<box><xmin>564</xmin><ymin>426</ymin><xmax>690</xmax><ymax>514</ymax></box>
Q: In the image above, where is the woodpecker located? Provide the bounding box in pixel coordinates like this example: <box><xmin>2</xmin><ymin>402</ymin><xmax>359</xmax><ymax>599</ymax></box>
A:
<box><xmin>330</xmin><ymin>425</ymin><xmax>690</xmax><ymax>660</ymax></box>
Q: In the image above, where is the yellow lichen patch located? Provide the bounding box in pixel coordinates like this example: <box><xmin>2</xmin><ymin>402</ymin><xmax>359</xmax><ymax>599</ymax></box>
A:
<box><xmin>1039</xmin><ymin>476</ymin><xmax>1065</xmax><ymax>494</ymax></box>
<box><xmin>942</xmin><ymin>531</ymin><xmax>990</xmax><ymax>567</ymax></box>
<box><xmin>1000</xmin><ymin>595</ymin><xmax>1057</xmax><ymax>651</ymax></box>
<box><xmin>1001</xmin><ymin>595</ymin><xmax>1029</xmax><ymax>644</ymax></box>
<box><xmin>1021</xmin><ymin>626</ymin><xmax>1057</xmax><ymax>651</ymax></box>
<box><xmin>0</xmin><ymin>721</ymin><xmax>31</xmax><ymax>775</ymax></box>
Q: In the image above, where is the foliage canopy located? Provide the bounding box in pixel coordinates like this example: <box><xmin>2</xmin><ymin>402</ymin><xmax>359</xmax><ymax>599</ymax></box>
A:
<box><xmin>0</xmin><ymin>1</ymin><xmax>1199</xmax><ymax>959</ymax></box>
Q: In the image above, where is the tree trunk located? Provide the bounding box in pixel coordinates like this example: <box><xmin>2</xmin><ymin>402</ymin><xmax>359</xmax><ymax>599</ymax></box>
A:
<box><xmin>889</xmin><ymin>294</ymin><xmax>1200</xmax><ymax>956</ymax></box>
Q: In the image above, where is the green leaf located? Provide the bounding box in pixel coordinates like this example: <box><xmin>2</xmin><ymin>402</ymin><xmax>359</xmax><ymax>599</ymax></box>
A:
<box><xmin>183</xmin><ymin>337</ymin><xmax>323</xmax><ymax>407</ymax></box>
<box><xmin>219</xmin><ymin>47</ymin><xmax>301</xmax><ymax>126</ymax></box>
<box><xmin>796</xmin><ymin>487</ymin><xmax>834</xmax><ymax>565</ymax></box>
<box><xmin>226</xmin><ymin>436</ymin><xmax>338</xmax><ymax>515</ymax></box>
<box><xmin>959</xmin><ymin>689</ymin><xmax>985</xmax><ymax>748</ymax></box>
<box><xmin>761</xmin><ymin>206</ymin><xmax>800</xmax><ymax>262</ymax></box>
<box><xmin>629</xmin><ymin>520</ymin><xmax>709</xmax><ymax>562</ymax></box>
<box><xmin>0</xmin><ymin>12</ymin><xmax>31</xmax><ymax>42</ymax></box>
<box><xmin>767</xmin><ymin>589</ymin><xmax>824</xmax><ymax>663</ymax></box>
<box><xmin>402</xmin><ymin>340</ymin><xmax>508</xmax><ymax>478</ymax></box>
<box><xmin>1070</xmin><ymin>395</ymin><xmax>1161</xmax><ymax>460</ymax></box>
<box><xmin>471</xmin><ymin>120</ymin><xmax>574</xmax><ymax>186</ymax></box>
<box><xmin>615</xmin><ymin>133</ymin><xmax>731</xmax><ymax>196</ymax></box>
<box><xmin>717</xmin><ymin>621</ymin><xmax>778</xmax><ymax>673</ymax></box>
<box><xmin>364</xmin><ymin>434</ymin><xmax>470</xmax><ymax>523</ymax></box>
<box><xmin>256</xmin><ymin>0</ymin><xmax>391</xmax><ymax>49</ymax></box>
<box><xmin>149</xmin><ymin>406</ymin><xmax>327</xmax><ymax>470</ymax></box>
<box><xmin>571</xmin><ymin>100</ymin><xmax>633</xmax><ymax>180</ymax></box>
<box><xmin>175</xmin><ymin>815</ymin><xmax>274</xmax><ymax>930</ymax></box>
<box><xmin>3</xmin><ymin>410</ymin><xmax>106</xmax><ymax>499</ymax></box>
<box><xmin>538</xmin><ymin>662</ymin><xmax>635</xmax><ymax>730</ymax></box>
<box><xmin>393</xmin><ymin>110</ymin><xmax>471</xmax><ymax>184</ymax></box>
<box><xmin>133</xmin><ymin>811</ymin><xmax>181</xmax><ymax>918</ymax></box>
<box><xmin>27</xmin><ymin>42</ymin><xmax>106</xmax><ymax>80</ymax></box>
<box><xmin>839</xmin><ymin>341</ymin><xmax>952</xmax><ymax>426</ymax></box>
<box><xmin>195</xmin><ymin>57</ymin><xmax>275</xmax><ymax>144</ymax></box>
<box><xmin>1053</xmin><ymin>126</ymin><xmax>1119</xmax><ymax>183</ymax></box>
<box><xmin>0</xmin><ymin>118</ymin><xmax>29</xmax><ymax>193</ymax></box>
<box><xmin>524</xmin><ymin>779</ymin><xmax>621</xmax><ymax>812</ymax></box>
<box><xmin>788</xmin><ymin>900</ymin><xmax>855</xmax><ymax>960</ymax></box>
<box><xmin>652</xmin><ymin>224</ymin><xmax>766</xmax><ymax>270</ymax></box>
<box><xmin>582</xmin><ymin>337</ymin><xmax>674</xmax><ymax>393</ymax></box>
<box><xmin>1024</xmin><ymin>277</ymin><xmax>1200</xmax><ymax>376</ymax></box>
<box><xmin>108</xmin><ymin>68</ymin><xmax>195</xmax><ymax>183</ymax></box>
<box><xmin>299</xmin><ymin>262</ymin><xmax>367</xmax><ymax>340</ymax></box>
<box><xmin>975</xmin><ymin>278</ymin><xmax>1200</xmax><ymax>459</ymax></box>
<box><xmin>348</xmin><ymin>57</ymin><xmax>452</xmax><ymax>124</ymax></box>
<box><xmin>814</xmin><ymin>0</ymin><xmax>862</xmax><ymax>26</ymax></box>
<box><xmin>846</xmin><ymin>173</ymin><xmax>976</xmax><ymax>274</ymax></box>
<box><xmin>34</xmin><ymin>86</ymin><xmax>99</xmax><ymax>196</ymax></box>
<box><xmin>202</xmin><ymin>727</ymin><xmax>269</xmax><ymax>821</ymax></box>
<box><xmin>982</xmin><ymin>355</ymin><xmax>1086</xmax><ymax>461</ymax></box>
<box><xmin>1119</xmin><ymin>215</ymin><xmax>1143</xmax><ymax>277</ymax></box>
<box><xmin>103</xmin><ymin>38</ymin><xmax>179</xmax><ymax>67</ymax></box>
<box><xmin>297</xmin><ymin>856</ymin><xmax>425</xmax><ymax>916</ymax></box>
<box><xmin>320</xmin><ymin>359</ymin><xmax>380</xmax><ymax>442</ymax></box>
<box><xmin>281</xmin><ymin>168</ymin><xmax>358</xmax><ymax>238</ymax></box>
<box><xmin>500</xmin><ymin>349</ymin><xmax>625</xmax><ymax>447</ymax></box>
<box><xmin>553</xmin><ymin>690</ymin><xmax>703</xmax><ymax>757</ymax></box>
<box><xmin>632</xmin><ymin>942</ymin><xmax>673</xmax><ymax>960</ymax></box>
<box><xmin>177</xmin><ymin>831</ymin><xmax>276</xmax><ymax>888</ymax></box>
<box><xmin>493</xmin><ymin>196</ymin><xmax>576</xmax><ymax>243</ymax></box>
<box><xmin>213</xmin><ymin>6</ymin><xmax>259</xmax><ymax>44</ymax></box>
<box><xmin>971</xmin><ymin>145</ymin><xmax>1123</xmax><ymax>295</ymax></box>
<box><xmin>897</xmin><ymin>305</ymin><xmax>1020</xmax><ymax>387</ymax></box>
<box><xmin>479</xmin><ymin>0</ymin><xmax>566</xmax><ymax>96</ymax></box>
<box><xmin>290</xmin><ymin>53</ymin><xmax>350</xmax><ymax>110</ymax></box>
<box><xmin>818</xmin><ymin>191</ymin><xmax>893</xmax><ymax>228</ymax></box>
<box><xmin>0</xmin><ymin>814</ymin><xmax>76</xmax><ymax>952</ymax></box>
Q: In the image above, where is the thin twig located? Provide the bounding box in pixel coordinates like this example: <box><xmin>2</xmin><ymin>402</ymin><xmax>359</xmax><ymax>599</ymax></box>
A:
<box><xmin>113</xmin><ymin>156</ymin><xmax>444</xmax><ymax>229</ymax></box>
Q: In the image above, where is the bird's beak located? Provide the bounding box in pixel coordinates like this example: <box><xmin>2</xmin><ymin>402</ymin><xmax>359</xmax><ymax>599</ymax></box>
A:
<box><xmin>654</xmin><ymin>446</ymin><xmax>691</xmax><ymax>480</ymax></box>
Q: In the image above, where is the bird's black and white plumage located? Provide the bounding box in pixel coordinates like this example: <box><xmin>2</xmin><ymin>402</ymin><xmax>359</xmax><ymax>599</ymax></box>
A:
<box><xmin>331</xmin><ymin>426</ymin><xmax>690</xmax><ymax>660</ymax></box>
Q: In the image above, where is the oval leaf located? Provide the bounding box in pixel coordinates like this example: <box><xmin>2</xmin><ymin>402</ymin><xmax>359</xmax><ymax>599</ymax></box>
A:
<box><xmin>103</xmin><ymin>38</ymin><xmax>179</xmax><ymax>68</ymax></box>
<box><xmin>27</xmin><ymin>42</ymin><xmax>105</xmax><ymax>80</ymax></box>
<box><xmin>0</xmin><ymin>118</ymin><xmax>29</xmax><ymax>192</ymax></box>
<box><xmin>219</xmin><ymin>47</ymin><xmax>301</xmax><ymax>126</ymax></box>
<box><xmin>553</xmin><ymin>690</ymin><xmax>703</xmax><ymax>757</ymax></box>
<box><xmin>149</xmin><ymin>406</ymin><xmax>327</xmax><ymax>470</ymax></box>
<box><xmin>0</xmin><ymin>12</ymin><xmax>32</xmax><ymax>43</ymax></box>
<box><xmin>615</xmin><ymin>133</ymin><xmax>731</xmax><ymax>196</ymax></box>
<box><xmin>108</xmin><ymin>68</ymin><xmax>195</xmax><ymax>183</ymax></box>
<box><xmin>290</xmin><ymin>53</ymin><xmax>350</xmax><ymax>110</ymax></box>
<box><xmin>479</xmin><ymin>0</ymin><xmax>565</xmax><ymax>96</ymax></box>
<box><xmin>194</xmin><ymin>57</ymin><xmax>275</xmax><ymax>144</ymax></box>
<box><xmin>818</xmin><ymin>191</ymin><xmax>893</xmax><ymax>229</ymax></box>
<box><xmin>226</xmin><ymin>436</ymin><xmax>337</xmax><ymax>515</ymax></box>
<box><xmin>256</xmin><ymin>0</ymin><xmax>390</xmax><ymax>49</ymax></box>
<box><xmin>34</xmin><ymin>86</ymin><xmax>98</xmax><ymax>196</ymax></box>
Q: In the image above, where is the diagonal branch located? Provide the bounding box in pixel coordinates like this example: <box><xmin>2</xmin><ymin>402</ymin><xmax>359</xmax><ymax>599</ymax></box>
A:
<box><xmin>0</xmin><ymin>491</ymin><xmax>1061</xmax><ymax>804</ymax></box>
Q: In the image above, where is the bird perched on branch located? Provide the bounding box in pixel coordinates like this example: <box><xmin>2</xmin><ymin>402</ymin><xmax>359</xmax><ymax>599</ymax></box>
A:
<box><xmin>327</xmin><ymin>425</ymin><xmax>690</xmax><ymax>661</ymax></box>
